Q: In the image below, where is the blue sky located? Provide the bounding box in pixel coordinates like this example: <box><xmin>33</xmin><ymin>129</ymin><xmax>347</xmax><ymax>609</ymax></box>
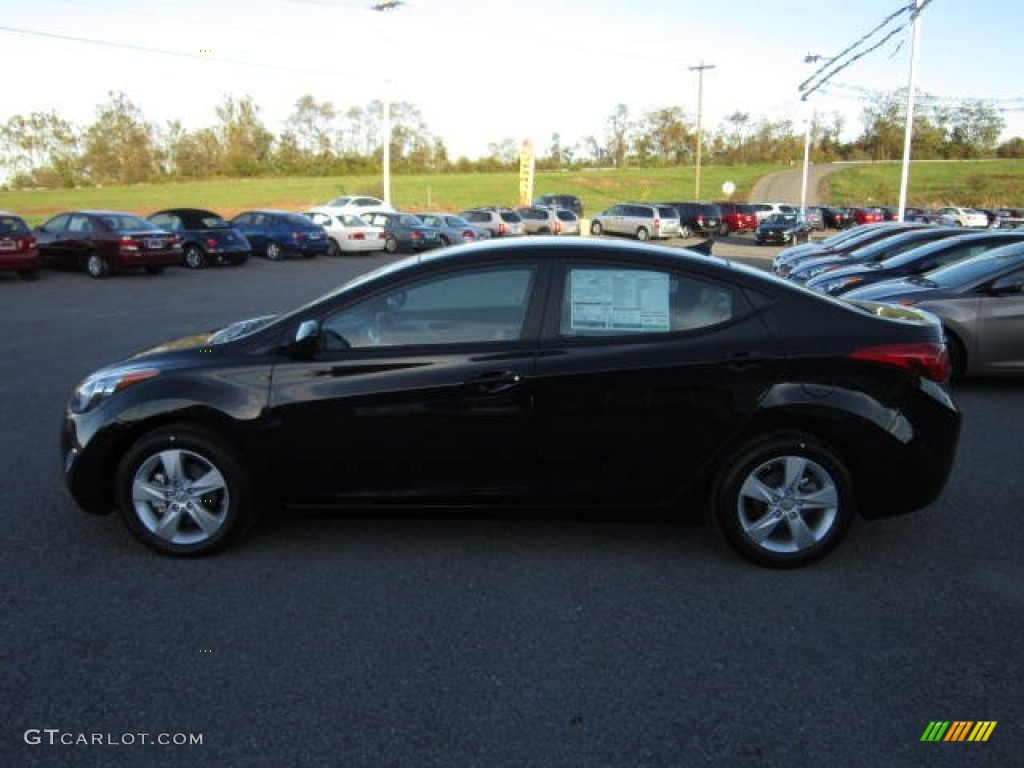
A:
<box><xmin>1</xmin><ymin>0</ymin><xmax>1021</xmax><ymax>159</ymax></box>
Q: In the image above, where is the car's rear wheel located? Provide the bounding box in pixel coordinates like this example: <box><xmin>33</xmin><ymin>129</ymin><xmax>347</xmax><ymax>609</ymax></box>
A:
<box><xmin>712</xmin><ymin>433</ymin><xmax>854</xmax><ymax>568</ymax></box>
<box><xmin>183</xmin><ymin>244</ymin><xmax>205</xmax><ymax>269</ymax></box>
<box><xmin>86</xmin><ymin>252</ymin><xmax>109</xmax><ymax>279</ymax></box>
<box><xmin>678</xmin><ymin>225</ymin><xmax>692</xmax><ymax>239</ymax></box>
<box><xmin>719</xmin><ymin>223</ymin><xmax>730</xmax><ymax>236</ymax></box>
<box><xmin>635</xmin><ymin>227</ymin><xmax>650</xmax><ymax>242</ymax></box>
<box><xmin>265</xmin><ymin>242</ymin><xmax>283</xmax><ymax>261</ymax></box>
<box><xmin>590</xmin><ymin>221</ymin><xmax>604</xmax><ymax>236</ymax></box>
<box><xmin>116</xmin><ymin>426</ymin><xmax>252</xmax><ymax>557</ymax></box>
<box><xmin>326</xmin><ymin>238</ymin><xmax>341</xmax><ymax>258</ymax></box>
<box><xmin>385</xmin><ymin>235</ymin><xmax>399</xmax><ymax>254</ymax></box>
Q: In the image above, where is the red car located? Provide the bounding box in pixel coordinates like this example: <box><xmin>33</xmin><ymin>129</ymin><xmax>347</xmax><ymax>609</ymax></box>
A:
<box><xmin>850</xmin><ymin>207</ymin><xmax>885</xmax><ymax>226</ymax></box>
<box><xmin>0</xmin><ymin>211</ymin><xmax>40</xmax><ymax>279</ymax></box>
<box><xmin>36</xmin><ymin>210</ymin><xmax>182</xmax><ymax>278</ymax></box>
<box><xmin>714</xmin><ymin>202</ymin><xmax>759</xmax><ymax>235</ymax></box>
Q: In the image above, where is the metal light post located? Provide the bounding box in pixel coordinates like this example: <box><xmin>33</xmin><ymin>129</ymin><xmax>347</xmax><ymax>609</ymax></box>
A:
<box><xmin>897</xmin><ymin>0</ymin><xmax>924</xmax><ymax>222</ymax></box>
<box><xmin>371</xmin><ymin>1</ymin><xmax>404</xmax><ymax>206</ymax></box>
<box><xmin>798</xmin><ymin>54</ymin><xmax>832</xmax><ymax>221</ymax></box>
<box><xmin>689</xmin><ymin>62</ymin><xmax>715</xmax><ymax>199</ymax></box>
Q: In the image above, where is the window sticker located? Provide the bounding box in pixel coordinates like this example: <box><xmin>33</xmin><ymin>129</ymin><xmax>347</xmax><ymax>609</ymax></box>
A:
<box><xmin>569</xmin><ymin>269</ymin><xmax>670</xmax><ymax>332</ymax></box>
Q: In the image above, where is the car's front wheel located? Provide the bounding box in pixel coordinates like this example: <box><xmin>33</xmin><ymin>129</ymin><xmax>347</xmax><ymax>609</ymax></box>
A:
<box><xmin>116</xmin><ymin>426</ymin><xmax>252</xmax><ymax>557</ymax></box>
<box><xmin>678</xmin><ymin>225</ymin><xmax>692</xmax><ymax>239</ymax></box>
<box><xmin>635</xmin><ymin>227</ymin><xmax>650</xmax><ymax>242</ymax></box>
<box><xmin>265</xmin><ymin>242</ymin><xmax>283</xmax><ymax>261</ymax></box>
<box><xmin>712</xmin><ymin>433</ymin><xmax>854</xmax><ymax>568</ymax></box>
<box><xmin>590</xmin><ymin>221</ymin><xmax>604</xmax><ymax>236</ymax></box>
<box><xmin>326</xmin><ymin>238</ymin><xmax>341</xmax><ymax>258</ymax></box>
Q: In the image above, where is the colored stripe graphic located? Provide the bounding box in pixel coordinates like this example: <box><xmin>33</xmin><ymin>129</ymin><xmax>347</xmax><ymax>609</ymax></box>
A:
<box><xmin>921</xmin><ymin>721</ymin><xmax>997</xmax><ymax>742</ymax></box>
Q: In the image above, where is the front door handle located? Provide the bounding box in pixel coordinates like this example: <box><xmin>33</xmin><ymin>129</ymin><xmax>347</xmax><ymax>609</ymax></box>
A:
<box><xmin>465</xmin><ymin>370</ymin><xmax>523</xmax><ymax>394</ymax></box>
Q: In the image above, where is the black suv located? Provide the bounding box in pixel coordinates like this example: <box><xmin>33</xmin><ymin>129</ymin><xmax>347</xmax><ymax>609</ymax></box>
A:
<box><xmin>663</xmin><ymin>202</ymin><xmax>723</xmax><ymax>239</ymax></box>
<box><xmin>534</xmin><ymin>194</ymin><xmax>583</xmax><ymax>219</ymax></box>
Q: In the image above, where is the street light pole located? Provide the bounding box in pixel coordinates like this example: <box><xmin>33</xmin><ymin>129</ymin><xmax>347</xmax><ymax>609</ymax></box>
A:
<box><xmin>689</xmin><ymin>62</ymin><xmax>715</xmax><ymax>199</ymax></box>
<box><xmin>371</xmin><ymin>1</ymin><xmax>404</xmax><ymax>206</ymax></box>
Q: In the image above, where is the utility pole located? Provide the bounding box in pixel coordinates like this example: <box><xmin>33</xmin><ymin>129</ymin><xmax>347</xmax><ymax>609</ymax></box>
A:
<box><xmin>689</xmin><ymin>62</ymin><xmax>715</xmax><ymax>199</ymax></box>
<box><xmin>897</xmin><ymin>0</ymin><xmax>924</xmax><ymax>222</ymax></box>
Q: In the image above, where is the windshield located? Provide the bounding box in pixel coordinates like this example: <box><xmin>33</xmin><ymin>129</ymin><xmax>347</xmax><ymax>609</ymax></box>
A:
<box><xmin>921</xmin><ymin>245</ymin><xmax>1024</xmax><ymax>288</ymax></box>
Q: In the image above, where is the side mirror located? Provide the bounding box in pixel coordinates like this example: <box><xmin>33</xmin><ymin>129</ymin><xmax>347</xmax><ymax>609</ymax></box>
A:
<box><xmin>286</xmin><ymin>319</ymin><xmax>321</xmax><ymax>359</ymax></box>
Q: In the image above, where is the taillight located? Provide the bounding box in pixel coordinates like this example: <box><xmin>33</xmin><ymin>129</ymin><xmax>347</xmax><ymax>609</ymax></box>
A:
<box><xmin>119</xmin><ymin>236</ymin><xmax>139</xmax><ymax>254</ymax></box>
<box><xmin>697</xmin><ymin>215</ymin><xmax>705</xmax><ymax>226</ymax></box>
<box><xmin>553</xmin><ymin>220</ymin><xmax>563</xmax><ymax>234</ymax></box>
<box><xmin>498</xmin><ymin>222</ymin><xmax>508</xmax><ymax>236</ymax></box>
<box><xmin>291</xmin><ymin>231</ymin><xmax>304</xmax><ymax>241</ymax></box>
<box><xmin>461</xmin><ymin>229</ymin><xmax>474</xmax><ymax>242</ymax></box>
<box><xmin>350</xmin><ymin>232</ymin><xmax>366</xmax><ymax>240</ymax></box>
<box><xmin>411</xmin><ymin>230</ymin><xmax>423</xmax><ymax>241</ymax></box>
<box><xmin>205</xmin><ymin>238</ymin><xmax>218</xmax><ymax>248</ymax></box>
<box><xmin>21</xmin><ymin>235</ymin><xmax>37</xmax><ymax>250</ymax></box>
<box><xmin>849</xmin><ymin>342</ymin><xmax>950</xmax><ymax>382</ymax></box>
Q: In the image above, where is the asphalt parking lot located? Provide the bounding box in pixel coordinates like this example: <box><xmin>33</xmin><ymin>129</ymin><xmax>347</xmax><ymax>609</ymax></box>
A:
<box><xmin>2</xmin><ymin>237</ymin><xmax>1022</xmax><ymax>767</ymax></box>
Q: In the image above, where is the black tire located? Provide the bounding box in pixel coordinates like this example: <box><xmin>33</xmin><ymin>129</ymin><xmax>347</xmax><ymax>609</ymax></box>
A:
<box><xmin>183</xmin><ymin>244</ymin><xmax>205</xmax><ymax>269</ymax></box>
<box><xmin>590</xmin><ymin>221</ymin><xmax>604</xmax><ymax>236</ymax></box>
<box><xmin>265</xmin><ymin>242</ymin><xmax>283</xmax><ymax>261</ymax></box>
<box><xmin>85</xmin><ymin>252</ymin><xmax>109</xmax><ymax>279</ymax></box>
<box><xmin>385</xmin><ymin>235</ymin><xmax>399</xmax><ymax>254</ymax></box>
<box><xmin>439</xmin><ymin>235</ymin><xmax>451</xmax><ymax>246</ymax></box>
<box><xmin>115</xmin><ymin>425</ymin><xmax>252</xmax><ymax>557</ymax></box>
<box><xmin>678</xmin><ymin>225</ymin><xmax>692</xmax><ymax>239</ymax></box>
<box><xmin>712</xmin><ymin>433</ymin><xmax>854</xmax><ymax>568</ymax></box>
<box><xmin>326</xmin><ymin>238</ymin><xmax>341</xmax><ymax>258</ymax></box>
<box><xmin>635</xmin><ymin>227</ymin><xmax>650</xmax><ymax>242</ymax></box>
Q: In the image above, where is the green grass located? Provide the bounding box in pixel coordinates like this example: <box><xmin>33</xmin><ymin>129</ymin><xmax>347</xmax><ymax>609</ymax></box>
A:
<box><xmin>824</xmin><ymin>159</ymin><xmax>1024</xmax><ymax>208</ymax></box>
<box><xmin>0</xmin><ymin>166</ymin><xmax>775</xmax><ymax>225</ymax></box>
<box><xmin>3</xmin><ymin>161</ymin><xmax>1020</xmax><ymax>225</ymax></box>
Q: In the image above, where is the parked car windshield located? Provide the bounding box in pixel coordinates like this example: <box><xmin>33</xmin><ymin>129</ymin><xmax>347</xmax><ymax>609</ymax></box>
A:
<box><xmin>920</xmin><ymin>246</ymin><xmax>1024</xmax><ymax>288</ymax></box>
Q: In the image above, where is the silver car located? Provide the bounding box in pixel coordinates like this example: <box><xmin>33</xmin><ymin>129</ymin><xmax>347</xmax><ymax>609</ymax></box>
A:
<box><xmin>842</xmin><ymin>241</ymin><xmax>1024</xmax><ymax>378</ymax></box>
<box><xmin>516</xmin><ymin>206</ymin><xmax>581</xmax><ymax>236</ymax></box>
<box><xmin>415</xmin><ymin>213</ymin><xmax>491</xmax><ymax>246</ymax></box>
<box><xmin>589</xmin><ymin>203</ymin><xmax>681</xmax><ymax>241</ymax></box>
<box><xmin>459</xmin><ymin>208</ymin><xmax>527</xmax><ymax>238</ymax></box>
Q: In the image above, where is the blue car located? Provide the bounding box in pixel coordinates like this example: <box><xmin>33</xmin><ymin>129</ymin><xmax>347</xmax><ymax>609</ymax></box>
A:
<box><xmin>229</xmin><ymin>209</ymin><xmax>329</xmax><ymax>260</ymax></box>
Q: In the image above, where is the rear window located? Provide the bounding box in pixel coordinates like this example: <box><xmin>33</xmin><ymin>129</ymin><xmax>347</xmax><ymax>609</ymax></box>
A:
<box><xmin>657</xmin><ymin>206</ymin><xmax>680</xmax><ymax>218</ymax></box>
<box><xmin>500</xmin><ymin>211</ymin><xmax>523</xmax><ymax>223</ymax></box>
<box><xmin>556</xmin><ymin>210</ymin><xmax>577</xmax><ymax>221</ymax></box>
<box><xmin>0</xmin><ymin>216</ymin><xmax>30</xmax><ymax>235</ymax></box>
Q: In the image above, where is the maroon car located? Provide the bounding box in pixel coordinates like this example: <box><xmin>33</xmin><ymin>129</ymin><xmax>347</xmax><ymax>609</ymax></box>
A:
<box><xmin>714</xmin><ymin>202</ymin><xmax>758</xmax><ymax>235</ymax></box>
<box><xmin>0</xmin><ymin>211</ymin><xmax>40</xmax><ymax>279</ymax></box>
<box><xmin>36</xmin><ymin>210</ymin><xmax>182</xmax><ymax>278</ymax></box>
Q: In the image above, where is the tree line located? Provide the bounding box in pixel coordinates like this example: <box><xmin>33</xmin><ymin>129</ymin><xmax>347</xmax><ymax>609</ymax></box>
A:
<box><xmin>1</xmin><ymin>89</ymin><xmax>1020</xmax><ymax>189</ymax></box>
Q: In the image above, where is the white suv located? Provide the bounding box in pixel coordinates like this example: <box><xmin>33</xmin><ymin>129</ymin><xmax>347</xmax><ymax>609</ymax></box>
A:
<box><xmin>589</xmin><ymin>203</ymin><xmax>681</xmax><ymax>241</ymax></box>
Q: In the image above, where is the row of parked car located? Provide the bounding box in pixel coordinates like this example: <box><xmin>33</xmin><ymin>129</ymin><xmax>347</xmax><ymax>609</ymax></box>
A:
<box><xmin>771</xmin><ymin>220</ymin><xmax>1024</xmax><ymax>378</ymax></box>
<box><xmin>0</xmin><ymin>194</ymin><xmax>591</xmax><ymax>280</ymax></box>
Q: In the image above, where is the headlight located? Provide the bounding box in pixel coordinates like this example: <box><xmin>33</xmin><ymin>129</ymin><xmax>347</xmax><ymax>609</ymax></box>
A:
<box><xmin>72</xmin><ymin>368</ymin><xmax>160</xmax><ymax>413</ymax></box>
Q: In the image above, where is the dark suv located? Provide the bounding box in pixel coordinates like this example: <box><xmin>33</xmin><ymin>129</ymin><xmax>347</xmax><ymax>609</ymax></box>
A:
<box><xmin>663</xmin><ymin>202</ymin><xmax>723</xmax><ymax>239</ymax></box>
<box><xmin>533</xmin><ymin>194</ymin><xmax>584</xmax><ymax>219</ymax></box>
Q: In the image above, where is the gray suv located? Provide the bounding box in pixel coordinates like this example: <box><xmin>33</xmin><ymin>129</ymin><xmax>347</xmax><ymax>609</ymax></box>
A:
<box><xmin>589</xmin><ymin>203</ymin><xmax>681</xmax><ymax>241</ymax></box>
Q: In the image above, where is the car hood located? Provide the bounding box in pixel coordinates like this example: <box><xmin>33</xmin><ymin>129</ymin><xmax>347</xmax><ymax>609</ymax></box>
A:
<box><xmin>842</xmin><ymin>279</ymin><xmax>939</xmax><ymax>302</ymax></box>
<box><xmin>127</xmin><ymin>315</ymin><xmax>278</xmax><ymax>361</ymax></box>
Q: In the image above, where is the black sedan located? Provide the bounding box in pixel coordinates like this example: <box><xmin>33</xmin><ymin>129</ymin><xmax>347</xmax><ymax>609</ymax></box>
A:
<box><xmin>147</xmin><ymin>208</ymin><xmax>251</xmax><ymax>268</ymax></box>
<box><xmin>754</xmin><ymin>213</ymin><xmax>812</xmax><ymax>245</ymax></box>
<box><xmin>60</xmin><ymin>238</ymin><xmax>961</xmax><ymax>568</ymax></box>
<box><xmin>806</xmin><ymin>230</ymin><xmax>1024</xmax><ymax>296</ymax></box>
